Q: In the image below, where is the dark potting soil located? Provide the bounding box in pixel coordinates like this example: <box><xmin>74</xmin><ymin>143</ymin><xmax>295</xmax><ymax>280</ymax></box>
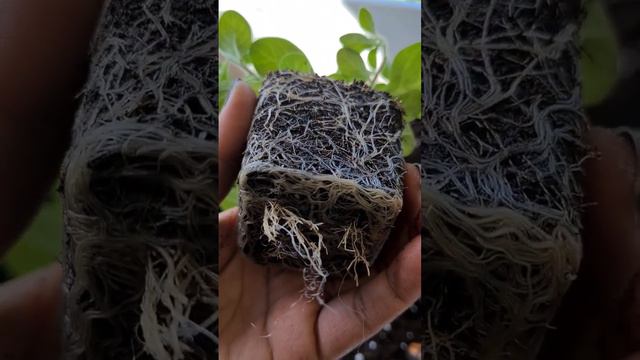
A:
<box><xmin>238</xmin><ymin>71</ymin><xmax>405</xmax><ymax>296</ymax></box>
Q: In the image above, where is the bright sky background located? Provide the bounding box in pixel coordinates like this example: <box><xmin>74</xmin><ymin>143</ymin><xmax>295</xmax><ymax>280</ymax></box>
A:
<box><xmin>219</xmin><ymin>0</ymin><xmax>368</xmax><ymax>76</ymax></box>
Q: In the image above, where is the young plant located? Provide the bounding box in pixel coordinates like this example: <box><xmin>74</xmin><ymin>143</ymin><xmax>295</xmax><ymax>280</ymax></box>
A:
<box><xmin>219</xmin><ymin>8</ymin><xmax>420</xmax><ymax>297</ymax></box>
<box><xmin>219</xmin><ymin>7</ymin><xmax>421</xmax><ymax>172</ymax></box>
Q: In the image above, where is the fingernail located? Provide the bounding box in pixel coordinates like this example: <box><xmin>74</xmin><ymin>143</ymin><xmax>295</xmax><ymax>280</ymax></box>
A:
<box><xmin>223</xmin><ymin>79</ymin><xmax>241</xmax><ymax>107</ymax></box>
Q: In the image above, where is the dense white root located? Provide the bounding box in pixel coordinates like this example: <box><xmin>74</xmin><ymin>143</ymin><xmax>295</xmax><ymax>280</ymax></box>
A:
<box><xmin>238</xmin><ymin>72</ymin><xmax>405</xmax><ymax>299</ymax></box>
<box><xmin>140</xmin><ymin>247</ymin><xmax>217</xmax><ymax>360</ymax></box>
<box><xmin>262</xmin><ymin>201</ymin><xmax>329</xmax><ymax>298</ymax></box>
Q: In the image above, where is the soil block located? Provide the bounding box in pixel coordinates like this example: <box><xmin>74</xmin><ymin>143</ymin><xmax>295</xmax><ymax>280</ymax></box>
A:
<box><xmin>59</xmin><ymin>0</ymin><xmax>217</xmax><ymax>359</ymax></box>
<box><xmin>422</xmin><ymin>1</ymin><xmax>588</xmax><ymax>359</ymax></box>
<box><xmin>238</xmin><ymin>71</ymin><xmax>405</xmax><ymax>297</ymax></box>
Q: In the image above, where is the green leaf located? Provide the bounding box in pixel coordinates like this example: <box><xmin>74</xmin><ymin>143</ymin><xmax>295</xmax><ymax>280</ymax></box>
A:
<box><xmin>337</xmin><ymin>48</ymin><xmax>370</xmax><ymax>82</ymax></box>
<box><xmin>250</xmin><ymin>37</ymin><xmax>313</xmax><ymax>76</ymax></box>
<box><xmin>221</xmin><ymin>185</ymin><xmax>239</xmax><ymax>210</ymax></box>
<box><xmin>401</xmin><ymin>125</ymin><xmax>416</xmax><ymax>157</ymax></box>
<box><xmin>580</xmin><ymin>0</ymin><xmax>618</xmax><ymax>106</ymax></box>
<box><xmin>279</xmin><ymin>52</ymin><xmax>312</xmax><ymax>72</ymax></box>
<box><xmin>358</xmin><ymin>8</ymin><xmax>375</xmax><ymax>33</ymax></box>
<box><xmin>219</xmin><ymin>11</ymin><xmax>253</xmax><ymax>63</ymax></box>
<box><xmin>381</xmin><ymin>63</ymin><xmax>391</xmax><ymax>80</ymax></box>
<box><xmin>340</xmin><ymin>33</ymin><xmax>376</xmax><ymax>53</ymax></box>
<box><xmin>374</xmin><ymin>83</ymin><xmax>388</xmax><ymax>92</ymax></box>
<box><xmin>367</xmin><ymin>48</ymin><xmax>377</xmax><ymax>69</ymax></box>
<box><xmin>396</xmin><ymin>89</ymin><xmax>421</xmax><ymax>121</ymax></box>
<box><xmin>4</xmin><ymin>188</ymin><xmax>62</xmax><ymax>276</ymax></box>
<box><xmin>387</xmin><ymin>42</ymin><xmax>421</xmax><ymax>95</ymax></box>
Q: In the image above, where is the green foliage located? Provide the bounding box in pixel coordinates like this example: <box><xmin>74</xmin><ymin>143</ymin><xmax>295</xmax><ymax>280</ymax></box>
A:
<box><xmin>2</xmin><ymin>190</ymin><xmax>62</xmax><ymax>276</ymax></box>
<box><xmin>218</xmin><ymin>9</ymin><xmax>421</xmax><ymax>210</ymax></box>
<box><xmin>218</xmin><ymin>57</ymin><xmax>232</xmax><ymax>110</ymax></box>
<box><xmin>219</xmin><ymin>10</ymin><xmax>252</xmax><ymax>64</ymax></box>
<box><xmin>340</xmin><ymin>33</ymin><xmax>377</xmax><ymax>53</ymax></box>
<box><xmin>385</xmin><ymin>43</ymin><xmax>421</xmax><ymax>120</ymax></box>
<box><xmin>387</xmin><ymin>43</ymin><xmax>420</xmax><ymax>93</ymax></box>
<box><xmin>367</xmin><ymin>48</ymin><xmax>378</xmax><ymax>68</ymax></box>
<box><xmin>221</xmin><ymin>185</ymin><xmax>239</xmax><ymax>211</ymax></box>
<box><xmin>337</xmin><ymin>48</ymin><xmax>369</xmax><ymax>82</ymax></box>
<box><xmin>358</xmin><ymin>8</ymin><xmax>375</xmax><ymax>33</ymax></box>
<box><xmin>580</xmin><ymin>0</ymin><xmax>619</xmax><ymax>106</ymax></box>
<box><xmin>401</xmin><ymin>125</ymin><xmax>416</xmax><ymax>157</ymax></box>
<box><xmin>218</xmin><ymin>9</ymin><xmax>421</xmax><ymax>120</ymax></box>
<box><xmin>250</xmin><ymin>38</ymin><xmax>313</xmax><ymax>76</ymax></box>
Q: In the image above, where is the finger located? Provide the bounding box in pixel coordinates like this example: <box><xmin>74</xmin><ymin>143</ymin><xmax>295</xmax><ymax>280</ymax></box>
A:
<box><xmin>405</xmin><ymin>164</ymin><xmax>422</xmax><ymax>238</ymax></box>
<box><xmin>0</xmin><ymin>264</ymin><xmax>63</xmax><ymax>359</ymax></box>
<box><xmin>317</xmin><ymin>234</ymin><xmax>420</xmax><ymax>359</ymax></box>
<box><xmin>325</xmin><ymin>163</ymin><xmax>421</xmax><ymax>299</ymax></box>
<box><xmin>375</xmin><ymin>163</ymin><xmax>421</xmax><ymax>270</ymax></box>
<box><xmin>267</xmin><ymin>293</ymin><xmax>321</xmax><ymax>359</ymax></box>
<box><xmin>219</xmin><ymin>207</ymin><xmax>240</xmax><ymax>272</ymax></box>
<box><xmin>218</xmin><ymin>81</ymin><xmax>257</xmax><ymax>200</ymax></box>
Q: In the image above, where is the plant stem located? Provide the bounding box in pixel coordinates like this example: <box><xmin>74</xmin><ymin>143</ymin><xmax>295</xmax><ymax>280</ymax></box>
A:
<box><xmin>369</xmin><ymin>44</ymin><xmax>386</xmax><ymax>86</ymax></box>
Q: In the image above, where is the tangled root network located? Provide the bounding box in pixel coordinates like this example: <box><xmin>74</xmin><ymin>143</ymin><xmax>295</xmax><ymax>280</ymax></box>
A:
<box><xmin>422</xmin><ymin>1</ymin><xmax>588</xmax><ymax>359</ymax></box>
<box><xmin>60</xmin><ymin>0</ymin><xmax>217</xmax><ymax>359</ymax></box>
<box><xmin>238</xmin><ymin>72</ymin><xmax>405</xmax><ymax>299</ymax></box>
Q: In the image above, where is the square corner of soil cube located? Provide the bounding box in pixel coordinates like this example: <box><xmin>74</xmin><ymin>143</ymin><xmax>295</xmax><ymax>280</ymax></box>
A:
<box><xmin>235</xmin><ymin>71</ymin><xmax>406</xmax><ymax>274</ymax></box>
<box><xmin>236</xmin><ymin>166</ymin><xmax>403</xmax><ymax>273</ymax></box>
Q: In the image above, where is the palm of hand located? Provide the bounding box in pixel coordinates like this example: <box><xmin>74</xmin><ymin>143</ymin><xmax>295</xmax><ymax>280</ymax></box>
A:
<box><xmin>219</xmin><ymin>208</ymin><xmax>323</xmax><ymax>359</ymax></box>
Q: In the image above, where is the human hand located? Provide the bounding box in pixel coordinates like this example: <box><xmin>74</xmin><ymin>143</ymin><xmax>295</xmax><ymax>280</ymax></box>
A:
<box><xmin>218</xmin><ymin>81</ymin><xmax>421</xmax><ymax>360</ymax></box>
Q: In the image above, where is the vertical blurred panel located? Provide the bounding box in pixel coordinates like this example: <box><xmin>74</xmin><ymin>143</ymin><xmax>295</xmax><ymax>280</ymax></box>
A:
<box><xmin>421</xmin><ymin>0</ymin><xmax>587</xmax><ymax>358</ymax></box>
<box><xmin>60</xmin><ymin>0</ymin><xmax>218</xmax><ymax>358</ymax></box>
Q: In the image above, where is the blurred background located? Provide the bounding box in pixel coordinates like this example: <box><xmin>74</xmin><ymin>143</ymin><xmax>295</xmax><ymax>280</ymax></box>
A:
<box><xmin>587</xmin><ymin>0</ymin><xmax>640</xmax><ymax>128</ymax></box>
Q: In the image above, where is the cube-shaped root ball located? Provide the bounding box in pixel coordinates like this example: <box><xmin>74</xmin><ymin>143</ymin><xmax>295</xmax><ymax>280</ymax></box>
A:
<box><xmin>238</xmin><ymin>71</ymin><xmax>405</xmax><ymax>296</ymax></box>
